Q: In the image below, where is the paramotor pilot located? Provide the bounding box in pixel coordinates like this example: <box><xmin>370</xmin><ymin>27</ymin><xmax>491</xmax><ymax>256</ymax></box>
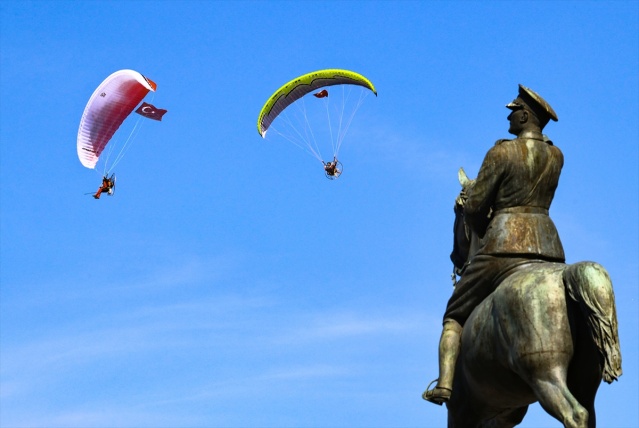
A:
<box><xmin>324</xmin><ymin>157</ymin><xmax>341</xmax><ymax>178</ymax></box>
<box><xmin>93</xmin><ymin>174</ymin><xmax>115</xmax><ymax>199</ymax></box>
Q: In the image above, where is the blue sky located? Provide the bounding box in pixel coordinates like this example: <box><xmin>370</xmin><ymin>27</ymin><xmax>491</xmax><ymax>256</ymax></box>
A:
<box><xmin>1</xmin><ymin>1</ymin><xmax>637</xmax><ymax>427</ymax></box>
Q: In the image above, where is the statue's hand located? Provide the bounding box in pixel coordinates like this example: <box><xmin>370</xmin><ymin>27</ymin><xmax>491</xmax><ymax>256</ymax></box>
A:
<box><xmin>456</xmin><ymin>188</ymin><xmax>469</xmax><ymax>207</ymax></box>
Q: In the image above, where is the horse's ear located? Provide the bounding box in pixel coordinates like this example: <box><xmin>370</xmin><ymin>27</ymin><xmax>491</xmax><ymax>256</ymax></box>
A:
<box><xmin>458</xmin><ymin>167</ymin><xmax>471</xmax><ymax>188</ymax></box>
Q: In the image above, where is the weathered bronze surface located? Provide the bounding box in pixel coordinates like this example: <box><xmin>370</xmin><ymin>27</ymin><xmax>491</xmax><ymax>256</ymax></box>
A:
<box><xmin>446</xmin><ymin>257</ymin><xmax>621</xmax><ymax>427</ymax></box>
<box><xmin>422</xmin><ymin>85</ymin><xmax>622</xmax><ymax>427</ymax></box>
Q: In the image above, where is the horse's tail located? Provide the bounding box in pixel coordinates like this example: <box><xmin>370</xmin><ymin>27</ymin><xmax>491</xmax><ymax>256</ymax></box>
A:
<box><xmin>563</xmin><ymin>261</ymin><xmax>622</xmax><ymax>383</ymax></box>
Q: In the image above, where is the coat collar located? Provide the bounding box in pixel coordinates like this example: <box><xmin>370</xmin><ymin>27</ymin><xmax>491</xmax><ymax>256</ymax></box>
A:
<box><xmin>517</xmin><ymin>130</ymin><xmax>545</xmax><ymax>141</ymax></box>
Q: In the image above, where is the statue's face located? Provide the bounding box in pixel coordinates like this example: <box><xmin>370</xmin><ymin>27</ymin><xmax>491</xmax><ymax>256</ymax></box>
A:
<box><xmin>507</xmin><ymin>108</ymin><xmax>527</xmax><ymax>135</ymax></box>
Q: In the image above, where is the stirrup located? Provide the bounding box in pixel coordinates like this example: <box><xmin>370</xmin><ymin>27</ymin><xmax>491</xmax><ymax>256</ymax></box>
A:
<box><xmin>422</xmin><ymin>379</ymin><xmax>452</xmax><ymax>406</ymax></box>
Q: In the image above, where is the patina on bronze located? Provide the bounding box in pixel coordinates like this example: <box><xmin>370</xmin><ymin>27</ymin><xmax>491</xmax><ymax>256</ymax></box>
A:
<box><xmin>422</xmin><ymin>85</ymin><xmax>622</xmax><ymax>427</ymax></box>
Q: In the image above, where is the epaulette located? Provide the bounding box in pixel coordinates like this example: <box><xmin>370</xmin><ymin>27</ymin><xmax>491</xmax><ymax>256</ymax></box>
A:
<box><xmin>494</xmin><ymin>138</ymin><xmax>512</xmax><ymax>146</ymax></box>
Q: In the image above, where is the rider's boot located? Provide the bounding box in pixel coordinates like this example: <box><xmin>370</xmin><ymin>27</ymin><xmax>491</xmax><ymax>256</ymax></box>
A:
<box><xmin>423</xmin><ymin>319</ymin><xmax>462</xmax><ymax>405</ymax></box>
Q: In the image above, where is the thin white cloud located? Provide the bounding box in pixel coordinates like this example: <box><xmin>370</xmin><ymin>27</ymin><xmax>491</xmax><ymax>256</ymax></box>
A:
<box><xmin>271</xmin><ymin>309</ymin><xmax>434</xmax><ymax>345</ymax></box>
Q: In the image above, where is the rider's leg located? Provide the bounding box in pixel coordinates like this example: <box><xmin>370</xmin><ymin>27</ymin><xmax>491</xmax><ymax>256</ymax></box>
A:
<box><xmin>423</xmin><ymin>318</ymin><xmax>462</xmax><ymax>404</ymax></box>
<box><xmin>423</xmin><ymin>256</ymin><xmax>530</xmax><ymax>405</ymax></box>
<box><xmin>437</xmin><ymin>318</ymin><xmax>462</xmax><ymax>390</ymax></box>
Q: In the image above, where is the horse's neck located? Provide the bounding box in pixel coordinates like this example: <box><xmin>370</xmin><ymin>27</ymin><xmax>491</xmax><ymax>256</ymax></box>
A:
<box><xmin>468</xmin><ymin>230</ymin><xmax>481</xmax><ymax>261</ymax></box>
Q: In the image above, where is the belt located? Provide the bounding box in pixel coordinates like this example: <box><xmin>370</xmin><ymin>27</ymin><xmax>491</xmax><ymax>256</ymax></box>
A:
<box><xmin>494</xmin><ymin>206</ymin><xmax>549</xmax><ymax>215</ymax></box>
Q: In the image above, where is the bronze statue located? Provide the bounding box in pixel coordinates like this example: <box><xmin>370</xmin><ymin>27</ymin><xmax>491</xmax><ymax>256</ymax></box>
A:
<box><xmin>422</xmin><ymin>85</ymin><xmax>622</xmax><ymax>427</ymax></box>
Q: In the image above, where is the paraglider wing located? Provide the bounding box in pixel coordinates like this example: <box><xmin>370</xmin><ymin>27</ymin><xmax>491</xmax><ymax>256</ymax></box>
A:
<box><xmin>77</xmin><ymin>70</ymin><xmax>156</xmax><ymax>169</ymax></box>
<box><xmin>257</xmin><ymin>69</ymin><xmax>377</xmax><ymax>138</ymax></box>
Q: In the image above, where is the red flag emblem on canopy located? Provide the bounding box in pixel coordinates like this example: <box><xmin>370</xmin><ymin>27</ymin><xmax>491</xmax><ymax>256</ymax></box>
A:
<box><xmin>135</xmin><ymin>102</ymin><xmax>167</xmax><ymax>121</ymax></box>
<box><xmin>313</xmin><ymin>89</ymin><xmax>328</xmax><ymax>98</ymax></box>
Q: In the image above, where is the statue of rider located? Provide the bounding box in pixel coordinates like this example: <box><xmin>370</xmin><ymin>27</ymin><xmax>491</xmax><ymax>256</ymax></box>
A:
<box><xmin>423</xmin><ymin>84</ymin><xmax>566</xmax><ymax>405</ymax></box>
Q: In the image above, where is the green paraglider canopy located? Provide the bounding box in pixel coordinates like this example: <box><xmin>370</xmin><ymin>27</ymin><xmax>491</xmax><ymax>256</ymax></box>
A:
<box><xmin>257</xmin><ymin>69</ymin><xmax>377</xmax><ymax>138</ymax></box>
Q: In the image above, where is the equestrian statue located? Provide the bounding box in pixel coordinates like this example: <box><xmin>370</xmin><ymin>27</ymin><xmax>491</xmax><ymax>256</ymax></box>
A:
<box><xmin>422</xmin><ymin>85</ymin><xmax>622</xmax><ymax>428</ymax></box>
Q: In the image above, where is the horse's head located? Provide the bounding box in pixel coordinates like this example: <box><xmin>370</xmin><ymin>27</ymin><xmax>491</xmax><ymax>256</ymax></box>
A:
<box><xmin>450</xmin><ymin>200</ymin><xmax>470</xmax><ymax>273</ymax></box>
<box><xmin>450</xmin><ymin>168</ymin><xmax>479</xmax><ymax>274</ymax></box>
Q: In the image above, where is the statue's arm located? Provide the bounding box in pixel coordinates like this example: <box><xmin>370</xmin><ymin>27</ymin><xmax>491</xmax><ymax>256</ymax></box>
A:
<box><xmin>464</xmin><ymin>146</ymin><xmax>503</xmax><ymax>234</ymax></box>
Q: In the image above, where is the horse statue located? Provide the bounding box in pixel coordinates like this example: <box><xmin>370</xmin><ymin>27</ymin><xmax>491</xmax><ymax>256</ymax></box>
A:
<box><xmin>442</xmin><ymin>168</ymin><xmax>622</xmax><ymax>428</ymax></box>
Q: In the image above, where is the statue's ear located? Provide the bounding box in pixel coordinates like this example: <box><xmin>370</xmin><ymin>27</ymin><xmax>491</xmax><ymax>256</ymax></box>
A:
<box><xmin>520</xmin><ymin>110</ymin><xmax>529</xmax><ymax>123</ymax></box>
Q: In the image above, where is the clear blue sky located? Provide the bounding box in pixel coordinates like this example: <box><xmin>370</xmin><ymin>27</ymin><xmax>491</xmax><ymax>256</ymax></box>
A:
<box><xmin>1</xmin><ymin>1</ymin><xmax>637</xmax><ymax>427</ymax></box>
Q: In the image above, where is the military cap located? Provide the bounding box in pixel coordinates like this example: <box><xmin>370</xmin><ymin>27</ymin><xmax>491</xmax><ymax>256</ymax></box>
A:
<box><xmin>506</xmin><ymin>84</ymin><xmax>558</xmax><ymax>128</ymax></box>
